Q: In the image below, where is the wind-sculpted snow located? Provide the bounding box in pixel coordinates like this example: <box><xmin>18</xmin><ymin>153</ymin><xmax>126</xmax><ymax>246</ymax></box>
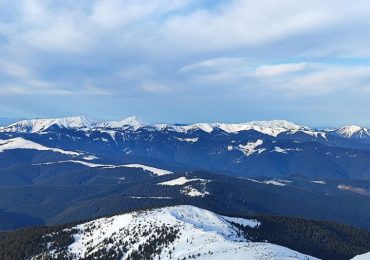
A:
<box><xmin>32</xmin><ymin>205</ymin><xmax>318</xmax><ymax>260</ymax></box>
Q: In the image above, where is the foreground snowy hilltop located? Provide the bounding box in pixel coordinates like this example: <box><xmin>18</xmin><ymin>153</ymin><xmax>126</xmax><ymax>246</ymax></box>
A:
<box><xmin>33</xmin><ymin>205</ymin><xmax>318</xmax><ymax>260</ymax></box>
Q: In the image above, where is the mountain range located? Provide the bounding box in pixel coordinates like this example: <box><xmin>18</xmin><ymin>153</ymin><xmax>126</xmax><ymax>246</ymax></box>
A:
<box><xmin>2</xmin><ymin>116</ymin><xmax>370</xmax><ymax>179</ymax></box>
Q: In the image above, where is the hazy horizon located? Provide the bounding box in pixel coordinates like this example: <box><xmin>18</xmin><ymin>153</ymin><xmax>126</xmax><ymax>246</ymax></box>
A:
<box><xmin>0</xmin><ymin>115</ymin><xmax>368</xmax><ymax>129</ymax></box>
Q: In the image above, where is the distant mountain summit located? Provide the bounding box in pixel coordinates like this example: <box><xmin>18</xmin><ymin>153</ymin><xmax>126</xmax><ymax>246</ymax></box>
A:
<box><xmin>334</xmin><ymin>125</ymin><xmax>370</xmax><ymax>139</ymax></box>
<box><xmin>98</xmin><ymin>116</ymin><xmax>142</xmax><ymax>128</ymax></box>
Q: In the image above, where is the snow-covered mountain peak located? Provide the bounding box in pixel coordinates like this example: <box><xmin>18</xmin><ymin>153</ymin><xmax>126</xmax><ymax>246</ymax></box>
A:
<box><xmin>32</xmin><ymin>205</ymin><xmax>318</xmax><ymax>260</ymax></box>
<box><xmin>336</xmin><ymin>125</ymin><xmax>370</xmax><ymax>138</ymax></box>
<box><xmin>2</xmin><ymin>116</ymin><xmax>97</xmax><ymax>133</ymax></box>
<box><xmin>99</xmin><ymin>116</ymin><xmax>142</xmax><ymax>128</ymax></box>
<box><xmin>245</xmin><ymin>120</ymin><xmax>302</xmax><ymax>129</ymax></box>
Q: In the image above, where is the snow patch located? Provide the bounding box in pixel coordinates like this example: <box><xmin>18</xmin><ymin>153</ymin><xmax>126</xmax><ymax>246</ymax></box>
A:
<box><xmin>312</xmin><ymin>180</ymin><xmax>326</xmax><ymax>184</ymax></box>
<box><xmin>272</xmin><ymin>146</ymin><xmax>302</xmax><ymax>154</ymax></box>
<box><xmin>245</xmin><ymin>178</ymin><xmax>287</xmax><ymax>187</ymax></box>
<box><xmin>83</xmin><ymin>155</ymin><xmax>99</xmax><ymax>161</ymax></box>
<box><xmin>181</xmin><ymin>185</ymin><xmax>209</xmax><ymax>197</ymax></box>
<box><xmin>159</xmin><ymin>177</ymin><xmax>206</xmax><ymax>186</ymax></box>
<box><xmin>237</xmin><ymin>139</ymin><xmax>265</xmax><ymax>156</ymax></box>
<box><xmin>120</xmin><ymin>164</ymin><xmax>173</xmax><ymax>176</ymax></box>
<box><xmin>175</xmin><ymin>137</ymin><xmax>199</xmax><ymax>143</ymax></box>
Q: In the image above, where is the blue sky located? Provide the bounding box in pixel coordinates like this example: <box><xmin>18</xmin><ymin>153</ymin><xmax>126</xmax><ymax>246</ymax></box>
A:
<box><xmin>1</xmin><ymin>0</ymin><xmax>370</xmax><ymax>126</ymax></box>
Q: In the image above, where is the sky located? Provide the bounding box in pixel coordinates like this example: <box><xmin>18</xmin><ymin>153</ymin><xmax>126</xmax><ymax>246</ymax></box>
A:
<box><xmin>1</xmin><ymin>0</ymin><xmax>370</xmax><ymax>127</ymax></box>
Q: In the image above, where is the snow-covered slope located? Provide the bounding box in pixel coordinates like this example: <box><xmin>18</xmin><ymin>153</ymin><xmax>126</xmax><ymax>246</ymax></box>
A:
<box><xmin>0</xmin><ymin>137</ymin><xmax>80</xmax><ymax>155</ymax></box>
<box><xmin>351</xmin><ymin>252</ymin><xmax>370</xmax><ymax>260</ymax></box>
<box><xmin>1</xmin><ymin>116</ymin><xmax>97</xmax><ymax>132</ymax></box>
<box><xmin>33</xmin><ymin>205</ymin><xmax>318</xmax><ymax>260</ymax></box>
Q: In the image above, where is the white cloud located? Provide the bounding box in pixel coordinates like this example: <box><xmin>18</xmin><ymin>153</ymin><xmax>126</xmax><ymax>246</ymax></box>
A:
<box><xmin>255</xmin><ymin>63</ymin><xmax>310</xmax><ymax>77</ymax></box>
<box><xmin>0</xmin><ymin>84</ymin><xmax>73</xmax><ymax>96</ymax></box>
<box><xmin>141</xmin><ymin>81</ymin><xmax>171</xmax><ymax>93</ymax></box>
<box><xmin>0</xmin><ymin>60</ymin><xmax>30</xmax><ymax>79</ymax></box>
<box><xmin>179</xmin><ymin>57</ymin><xmax>245</xmax><ymax>73</ymax></box>
<box><xmin>276</xmin><ymin>65</ymin><xmax>370</xmax><ymax>96</ymax></box>
<box><xmin>179</xmin><ymin>58</ymin><xmax>370</xmax><ymax>96</ymax></box>
<box><xmin>90</xmin><ymin>0</ymin><xmax>191</xmax><ymax>28</ymax></box>
<box><xmin>163</xmin><ymin>0</ymin><xmax>333</xmax><ymax>51</ymax></box>
<box><xmin>83</xmin><ymin>85</ymin><xmax>112</xmax><ymax>95</ymax></box>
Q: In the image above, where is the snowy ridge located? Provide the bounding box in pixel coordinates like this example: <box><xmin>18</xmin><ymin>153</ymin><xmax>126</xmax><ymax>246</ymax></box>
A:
<box><xmin>216</xmin><ymin>120</ymin><xmax>304</xmax><ymax>136</ymax></box>
<box><xmin>160</xmin><ymin>120</ymin><xmax>305</xmax><ymax>136</ymax></box>
<box><xmin>3</xmin><ymin>116</ymin><xmax>370</xmax><ymax>141</ymax></box>
<box><xmin>33</xmin><ymin>161</ymin><xmax>173</xmax><ymax>176</ymax></box>
<box><xmin>32</xmin><ymin>205</ymin><xmax>318</xmax><ymax>260</ymax></box>
<box><xmin>0</xmin><ymin>137</ymin><xmax>80</xmax><ymax>155</ymax></box>
<box><xmin>2</xmin><ymin>116</ymin><xmax>96</xmax><ymax>133</ymax></box>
